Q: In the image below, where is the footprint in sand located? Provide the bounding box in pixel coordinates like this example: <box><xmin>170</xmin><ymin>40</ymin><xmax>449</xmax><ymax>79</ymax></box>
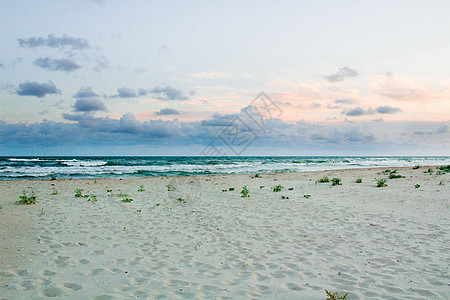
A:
<box><xmin>41</xmin><ymin>287</ymin><xmax>63</xmax><ymax>297</ymax></box>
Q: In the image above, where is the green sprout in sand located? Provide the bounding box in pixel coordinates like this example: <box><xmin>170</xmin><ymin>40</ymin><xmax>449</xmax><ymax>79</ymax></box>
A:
<box><xmin>375</xmin><ymin>178</ymin><xmax>388</xmax><ymax>187</ymax></box>
<box><xmin>415</xmin><ymin>184</ymin><xmax>420</xmax><ymax>188</ymax></box>
<box><xmin>122</xmin><ymin>197</ymin><xmax>133</xmax><ymax>203</ymax></box>
<box><xmin>241</xmin><ymin>186</ymin><xmax>249</xmax><ymax>197</ymax></box>
<box><xmin>138</xmin><ymin>185</ymin><xmax>145</xmax><ymax>192</ymax></box>
<box><xmin>74</xmin><ymin>188</ymin><xmax>84</xmax><ymax>198</ymax></box>
<box><xmin>272</xmin><ymin>185</ymin><xmax>284</xmax><ymax>192</ymax></box>
<box><xmin>17</xmin><ymin>190</ymin><xmax>37</xmax><ymax>205</ymax></box>
<box><xmin>331</xmin><ymin>177</ymin><xmax>342</xmax><ymax>186</ymax></box>
<box><xmin>166</xmin><ymin>184</ymin><xmax>176</xmax><ymax>191</ymax></box>
<box><xmin>317</xmin><ymin>176</ymin><xmax>330</xmax><ymax>183</ymax></box>
<box><xmin>325</xmin><ymin>289</ymin><xmax>348</xmax><ymax>300</ymax></box>
<box><xmin>303</xmin><ymin>194</ymin><xmax>311</xmax><ymax>198</ymax></box>
<box><xmin>355</xmin><ymin>178</ymin><xmax>363</xmax><ymax>183</ymax></box>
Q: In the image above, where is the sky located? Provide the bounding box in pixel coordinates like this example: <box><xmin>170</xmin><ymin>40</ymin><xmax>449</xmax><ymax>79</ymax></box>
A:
<box><xmin>1</xmin><ymin>0</ymin><xmax>449</xmax><ymax>156</ymax></box>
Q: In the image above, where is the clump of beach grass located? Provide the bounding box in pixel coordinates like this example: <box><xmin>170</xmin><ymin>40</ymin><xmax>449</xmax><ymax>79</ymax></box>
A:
<box><xmin>375</xmin><ymin>178</ymin><xmax>388</xmax><ymax>187</ymax></box>
<box><xmin>17</xmin><ymin>190</ymin><xmax>37</xmax><ymax>205</ymax></box>
<box><xmin>325</xmin><ymin>289</ymin><xmax>348</xmax><ymax>300</ymax></box>
<box><xmin>355</xmin><ymin>178</ymin><xmax>363</xmax><ymax>183</ymax></box>
<box><xmin>241</xmin><ymin>186</ymin><xmax>249</xmax><ymax>197</ymax></box>
<box><xmin>331</xmin><ymin>177</ymin><xmax>342</xmax><ymax>186</ymax></box>
<box><xmin>272</xmin><ymin>184</ymin><xmax>284</xmax><ymax>192</ymax></box>
<box><xmin>317</xmin><ymin>176</ymin><xmax>330</xmax><ymax>183</ymax></box>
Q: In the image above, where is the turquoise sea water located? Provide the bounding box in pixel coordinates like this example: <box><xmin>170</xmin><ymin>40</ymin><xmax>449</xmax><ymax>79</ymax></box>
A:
<box><xmin>0</xmin><ymin>156</ymin><xmax>449</xmax><ymax>180</ymax></box>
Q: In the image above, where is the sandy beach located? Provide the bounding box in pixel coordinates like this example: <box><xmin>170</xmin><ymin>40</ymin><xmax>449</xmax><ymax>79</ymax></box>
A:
<box><xmin>0</xmin><ymin>166</ymin><xmax>449</xmax><ymax>299</ymax></box>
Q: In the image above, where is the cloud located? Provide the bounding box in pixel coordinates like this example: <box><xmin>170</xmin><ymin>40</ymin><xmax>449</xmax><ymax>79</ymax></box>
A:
<box><xmin>310</xmin><ymin>126</ymin><xmax>375</xmax><ymax>144</ymax></box>
<box><xmin>72</xmin><ymin>87</ymin><xmax>106</xmax><ymax>112</ymax></box>
<box><xmin>116</xmin><ymin>87</ymin><xmax>137</xmax><ymax>98</ymax></box>
<box><xmin>154</xmin><ymin>108</ymin><xmax>181</xmax><ymax>116</ymax></box>
<box><xmin>34</xmin><ymin>57</ymin><xmax>81</xmax><ymax>72</ymax></box>
<box><xmin>369</xmin><ymin>74</ymin><xmax>428</xmax><ymax>101</ymax></box>
<box><xmin>372</xmin><ymin>117</ymin><xmax>384</xmax><ymax>122</ymax></box>
<box><xmin>17</xmin><ymin>81</ymin><xmax>61</xmax><ymax>98</ymax></box>
<box><xmin>73</xmin><ymin>98</ymin><xmax>107</xmax><ymax>112</ymax></box>
<box><xmin>414</xmin><ymin>125</ymin><xmax>449</xmax><ymax>135</ymax></box>
<box><xmin>150</xmin><ymin>85</ymin><xmax>189</xmax><ymax>101</ymax></box>
<box><xmin>334</xmin><ymin>99</ymin><xmax>354</xmax><ymax>104</ymax></box>
<box><xmin>324</xmin><ymin>66</ymin><xmax>359</xmax><ymax>82</ymax></box>
<box><xmin>310</xmin><ymin>102</ymin><xmax>321</xmax><ymax>108</ymax></box>
<box><xmin>375</xmin><ymin>105</ymin><xmax>401</xmax><ymax>114</ymax></box>
<box><xmin>74</xmin><ymin>87</ymin><xmax>98</xmax><ymax>98</ymax></box>
<box><xmin>342</xmin><ymin>105</ymin><xmax>401</xmax><ymax>116</ymax></box>
<box><xmin>342</xmin><ymin>107</ymin><xmax>374</xmax><ymax>116</ymax></box>
<box><xmin>18</xmin><ymin>34</ymin><xmax>90</xmax><ymax>50</ymax></box>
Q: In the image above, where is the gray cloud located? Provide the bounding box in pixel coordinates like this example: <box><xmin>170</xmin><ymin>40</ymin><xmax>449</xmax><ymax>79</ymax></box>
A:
<box><xmin>414</xmin><ymin>125</ymin><xmax>449</xmax><ymax>135</ymax></box>
<box><xmin>74</xmin><ymin>87</ymin><xmax>98</xmax><ymax>99</ymax></box>
<box><xmin>324</xmin><ymin>66</ymin><xmax>359</xmax><ymax>82</ymax></box>
<box><xmin>18</xmin><ymin>34</ymin><xmax>90</xmax><ymax>50</ymax></box>
<box><xmin>335</xmin><ymin>99</ymin><xmax>354</xmax><ymax>104</ymax></box>
<box><xmin>154</xmin><ymin>108</ymin><xmax>181</xmax><ymax>116</ymax></box>
<box><xmin>34</xmin><ymin>57</ymin><xmax>81</xmax><ymax>72</ymax></box>
<box><xmin>116</xmin><ymin>87</ymin><xmax>137</xmax><ymax>98</ymax></box>
<box><xmin>375</xmin><ymin>105</ymin><xmax>401</xmax><ymax>114</ymax></box>
<box><xmin>73</xmin><ymin>98</ymin><xmax>107</xmax><ymax>112</ymax></box>
<box><xmin>342</xmin><ymin>107</ymin><xmax>374</xmax><ymax>116</ymax></box>
<box><xmin>72</xmin><ymin>87</ymin><xmax>106</xmax><ymax>112</ymax></box>
<box><xmin>342</xmin><ymin>105</ymin><xmax>401</xmax><ymax>116</ymax></box>
<box><xmin>310</xmin><ymin>102</ymin><xmax>321</xmax><ymax>108</ymax></box>
<box><xmin>138</xmin><ymin>88</ymin><xmax>147</xmax><ymax>96</ymax></box>
<box><xmin>150</xmin><ymin>85</ymin><xmax>189</xmax><ymax>101</ymax></box>
<box><xmin>17</xmin><ymin>81</ymin><xmax>61</xmax><ymax>98</ymax></box>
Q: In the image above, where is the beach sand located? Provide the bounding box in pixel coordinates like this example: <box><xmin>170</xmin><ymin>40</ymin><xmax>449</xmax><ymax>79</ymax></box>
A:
<box><xmin>0</xmin><ymin>166</ymin><xmax>449</xmax><ymax>299</ymax></box>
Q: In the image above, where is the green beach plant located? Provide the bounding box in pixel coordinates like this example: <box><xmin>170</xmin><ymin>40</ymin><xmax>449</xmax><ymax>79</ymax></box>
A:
<box><xmin>177</xmin><ymin>198</ymin><xmax>185</xmax><ymax>202</ymax></box>
<box><xmin>355</xmin><ymin>178</ymin><xmax>363</xmax><ymax>183</ymax></box>
<box><xmin>325</xmin><ymin>289</ymin><xmax>348</xmax><ymax>300</ymax></box>
<box><xmin>331</xmin><ymin>177</ymin><xmax>342</xmax><ymax>186</ymax></box>
<box><xmin>229</xmin><ymin>187</ymin><xmax>235</xmax><ymax>191</ymax></box>
<box><xmin>272</xmin><ymin>184</ymin><xmax>284</xmax><ymax>192</ymax></box>
<box><xmin>74</xmin><ymin>188</ymin><xmax>84</xmax><ymax>197</ymax></box>
<box><xmin>375</xmin><ymin>178</ymin><xmax>388</xmax><ymax>187</ymax></box>
<box><xmin>288</xmin><ymin>187</ymin><xmax>294</xmax><ymax>191</ymax></box>
<box><xmin>241</xmin><ymin>186</ymin><xmax>249</xmax><ymax>197</ymax></box>
<box><xmin>303</xmin><ymin>194</ymin><xmax>311</xmax><ymax>198</ymax></box>
<box><xmin>318</xmin><ymin>176</ymin><xmax>330</xmax><ymax>183</ymax></box>
<box><xmin>87</xmin><ymin>194</ymin><xmax>97</xmax><ymax>202</ymax></box>
<box><xmin>389</xmin><ymin>174</ymin><xmax>405</xmax><ymax>179</ymax></box>
<box><xmin>412</xmin><ymin>165</ymin><xmax>420</xmax><ymax>170</ymax></box>
<box><xmin>166</xmin><ymin>184</ymin><xmax>176</xmax><ymax>191</ymax></box>
<box><xmin>415</xmin><ymin>184</ymin><xmax>420</xmax><ymax>188</ymax></box>
<box><xmin>138</xmin><ymin>185</ymin><xmax>145</xmax><ymax>192</ymax></box>
<box><xmin>260</xmin><ymin>185</ymin><xmax>265</xmax><ymax>189</ymax></box>
<box><xmin>122</xmin><ymin>197</ymin><xmax>133</xmax><ymax>203</ymax></box>
<box><xmin>17</xmin><ymin>190</ymin><xmax>37</xmax><ymax>205</ymax></box>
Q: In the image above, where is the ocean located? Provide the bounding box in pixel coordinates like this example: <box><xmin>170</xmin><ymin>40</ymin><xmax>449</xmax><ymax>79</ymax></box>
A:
<box><xmin>1</xmin><ymin>156</ymin><xmax>449</xmax><ymax>180</ymax></box>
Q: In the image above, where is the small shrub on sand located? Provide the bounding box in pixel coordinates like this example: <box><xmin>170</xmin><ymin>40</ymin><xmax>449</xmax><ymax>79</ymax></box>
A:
<box><xmin>412</xmin><ymin>165</ymin><xmax>420</xmax><ymax>170</ymax></box>
<box><xmin>122</xmin><ymin>197</ymin><xmax>133</xmax><ymax>203</ymax></box>
<box><xmin>331</xmin><ymin>177</ymin><xmax>342</xmax><ymax>186</ymax></box>
<box><xmin>272</xmin><ymin>185</ymin><xmax>284</xmax><ymax>192</ymax></box>
<box><xmin>241</xmin><ymin>186</ymin><xmax>249</xmax><ymax>197</ymax></box>
<box><xmin>375</xmin><ymin>178</ymin><xmax>388</xmax><ymax>187</ymax></box>
<box><xmin>415</xmin><ymin>184</ymin><xmax>420</xmax><ymax>188</ymax></box>
<box><xmin>166</xmin><ymin>184</ymin><xmax>175</xmax><ymax>191</ymax></box>
<box><xmin>138</xmin><ymin>185</ymin><xmax>145</xmax><ymax>192</ymax></box>
<box><xmin>325</xmin><ymin>289</ymin><xmax>348</xmax><ymax>300</ymax></box>
<box><xmin>318</xmin><ymin>176</ymin><xmax>330</xmax><ymax>183</ymax></box>
<box><xmin>17</xmin><ymin>190</ymin><xmax>37</xmax><ymax>205</ymax></box>
<box><xmin>74</xmin><ymin>188</ymin><xmax>84</xmax><ymax>197</ymax></box>
<box><xmin>303</xmin><ymin>194</ymin><xmax>311</xmax><ymax>198</ymax></box>
<box><xmin>389</xmin><ymin>174</ymin><xmax>405</xmax><ymax>179</ymax></box>
<box><xmin>355</xmin><ymin>178</ymin><xmax>363</xmax><ymax>183</ymax></box>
